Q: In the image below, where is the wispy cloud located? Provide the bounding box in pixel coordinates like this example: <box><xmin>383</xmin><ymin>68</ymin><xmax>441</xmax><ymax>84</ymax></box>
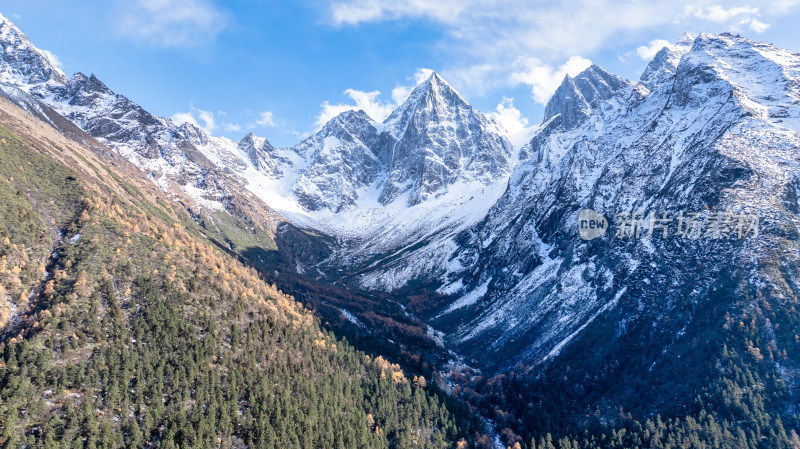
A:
<box><xmin>685</xmin><ymin>5</ymin><xmax>758</xmax><ymax>22</ymax></box>
<box><xmin>171</xmin><ymin>111</ymin><xmax>200</xmax><ymax>127</ymax></box>
<box><xmin>489</xmin><ymin>97</ymin><xmax>529</xmax><ymax>135</ymax></box>
<box><xmin>171</xmin><ymin>105</ymin><xmax>240</xmax><ymax>133</ymax></box>
<box><xmin>636</xmin><ymin>39</ymin><xmax>672</xmax><ymax>60</ymax></box>
<box><xmin>324</xmin><ymin>0</ymin><xmax>797</xmax><ymax>103</ymax></box>
<box><xmin>314</xmin><ymin>69</ymin><xmax>532</xmax><ymax>138</ymax></box>
<box><xmin>315</xmin><ymin>68</ymin><xmax>433</xmax><ymax>128</ymax></box>
<box><xmin>747</xmin><ymin>18</ymin><xmax>770</xmax><ymax>33</ymax></box>
<box><xmin>387</xmin><ymin>68</ymin><xmax>434</xmax><ymax>105</ymax></box>
<box><xmin>256</xmin><ymin>111</ymin><xmax>276</xmax><ymax>127</ymax></box>
<box><xmin>39</xmin><ymin>49</ymin><xmax>64</xmax><ymax>71</ymax></box>
<box><xmin>330</xmin><ymin>2</ymin><xmax>462</xmax><ymax>26</ymax></box>
<box><xmin>685</xmin><ymin>5</ymin><xmax>773</xmax><ymax>33</ymax></box>
<box><xmin>115</xmin><ymin>0</ymin><xmax>228</xmax><ymax>48</ymax></box>
<box><xmin>316</xmin><ymin>90</ymin><xmax>394</xmax><ymax>127</ymax></box>
<box><xmin>510</xmin><ymin>56</ymin><xmax>592</xmax><ymax>105</ymax></box>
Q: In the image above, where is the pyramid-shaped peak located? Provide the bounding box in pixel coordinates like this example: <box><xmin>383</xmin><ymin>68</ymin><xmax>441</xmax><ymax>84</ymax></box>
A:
<box><xmin>0</xmin><ymin>11</ymin><xmax>21</xmax><ymax>32</ymax></box>
<box><xmin>413</xmin><ymin>71</ymin><xmax>464</xmax><ymax>99</ymax></box>
<box><xmin>0</xmin><ymin>13</ymin><xmax>67</xmax><ymax>85</ymax></box>
<box><xmin>639</xmin><ymin>35</ymin><xmax>695</xmax><ymax>90</ymax></box>
<box><xmin>302</xmin><ymin>108</ymin><xmax>379</xmax><ymax>153</ymax></box>
<box><xmin>69</xmin><ymin>72</ymin><xmax>112</xmax><ymax>94</ymax></box>
<box><xmin>238</xmin><ymin>131</ymin><xmax>272</xmax><ymax>151</ymax></box>
<box><xmin>238</xmin><ymin>131</ymin><xmax>261</xmax><ymax>144</ymax></box>
<box><xmin>384</xmin><ymin>70</ymin><xmax>470</xmax><ymax>129</ymax></box>
<box><xmin>319</xmin><ymin>109</ymin><xmax>377</xmax><ymax>135</ymax></box>
<box><xmin>333</xmin><ymin>108</ymin><xmax>373</xmax><ymax>122</ymax></box>
<box><xmin>574</xmin><ymin>65</ymin><xmax>626</xmax><ymax>94</ymax></box>
<box><xmin>544</xmin><ymin>64</ymin><xmax>628</xmax><ymax>127</ymax></box>
<box><xmin>545</xmin><ymin>65</ymin><xmax>621</xmax><ymax>106</ymax></box>
<box><xmin>422</xmin><ymin>70</ymin><xmax>447</xmax><ymax>86</ymax></box>
<box><xmin>576</xmin><ymin>64</ymin><xmax>611</xmax><ymax>79</ymax></box>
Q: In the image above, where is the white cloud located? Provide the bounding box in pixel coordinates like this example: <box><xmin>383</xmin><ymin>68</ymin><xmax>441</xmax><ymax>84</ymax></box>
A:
<box><xmin>316</xmin><ymin>89</ymin><xmax>395</xmax><ymax>127</ymax></box>
<box><xmin>328</xmin><ymin>1</ymin><xmax>672</xmax><ymax>60</ymax></box>
<box><xmin>490</xmin><ymin>97</ymin><xmax>529</xmax><ymax>135</ymax></box>
<box><xmin>171</xmin><ymin>111</ymin><xmax>199</xmax><ymax>127</ymax></box>
<box><xmin>510</xmin><ymin>56</ymin><xmax>592</xmax><ymax>105</ymax></box>
<box><xmin>315</xmin><ymin>68</ymin><xmax>434</xmax><ymax>128</ymax></box>
<box><xmin>748</xmin><ymin>18</ymin><xmax>771</xmax><ymax>32</ymax></box>
<box><xmin>325</xmin><ymin>1</ymin><xmax>798</xmax><ymax>99</ymax></box>
<box><xmin>685</xmin><ymin>5</ymin><xmax>772</xmax><ymax>34</ymax></box>
<box><xmin>256</xmin><ymin>111</ymin><xmax>276</xmax><ymax>127</ymax></box>
<box><xmin>390</xmin><ymin>85</ymin><xmax>413</xmax><ymax>106</ymax></box>
<box><xmin>636</xmin><ymin>39</ymin><xmax>671</xmax><ymax>60</ymax></box>
<box><xmin>115</xmin><ymin>0</ymin><xmax>227</xmax><ymax>48</ymax></box>
<box><xmin>171</xmin><ymin>105</ymin><xmax>241</xmax><ymax>134</ymax></box>
<box><xmin>686</xmin><ymin>5</ymin><xmax>758</xmax><ymax>22</ymax></box>
<box><xmin>330</xmin><ymin>2</ymin><xmax>462</xmax><ymax>26</ymax></box>
<box><xmin>196</xmin><ymin>108</ymin><xmax>216</xmax><ymax>132</ymax></box>
<box><xmin>413</xmin><ymin>68</ymin><xmax>435</xmax><ymax>84</ymax></box>
<box><xmin>441</xmin><ymin>64</ymin><xmax>500</xmax><ymax>96</ymax></box>
<box><xmin>39</xmin><ymin>49</ymin><xmax>63</xmax><ymax>70</ymax></box>
<box><xmin>390</xmin><ymin>68</ymin><xmax>434</xmax><ymax>104</ymax></box>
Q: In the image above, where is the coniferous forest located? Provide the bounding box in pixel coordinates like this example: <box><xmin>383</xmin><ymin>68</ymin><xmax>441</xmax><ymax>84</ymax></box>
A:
<box><xmin>0</xmin><ymin>113</ymin><xmax>476</xmax><ymax>448</ymax></box>
<box><xmin>0</xmin><ymin>30</ymin><xmax>799</xmax><ymax>449</ymax></box>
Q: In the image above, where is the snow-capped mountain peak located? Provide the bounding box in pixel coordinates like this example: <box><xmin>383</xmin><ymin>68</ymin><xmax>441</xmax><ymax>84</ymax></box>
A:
<box><xmin>383</xmin><ymin>71</ymin><xmax>470</xmax><ymax>137</ymax></box>
<box><xmin>275</xmin><ymin>71</ymin><xmax>514</xmax><ymax>214</ymax></box>
<box><xmin>432</xmin><ymin>32</ymin><xmax>800</xmax><ymax>371</ymax></box>
<box><xmin>68</xmin><ymin>73</ymin><xmax>111</xmax><ymax>94</ymax></box>
<box><xmin>543</xmin><ymin>64</ymin><xmax>630</xmax><ymax>128</ymax></box>
<box><xmin>0</xmin><ymin>12</ymin><xmax>66</xmax><ymax>88</ymax></box>
<box><xmin>236</xmin><ymin>131</ymin><xmax>285</xmax><ymax>175</ymax></box>
<box><xmin>375</xmin><ymin>71</ymin><xmax>513</xmax><ymax>206</ymax></box>
<box><xmin>316</xmin><ymin>109</ymin><xmax>378</xmax><ymax>148</ymax></box>
<box><xmin>639</xmin><ymin>33</ymin><xmax>696</xmax><ymax>90</ymax></box>
<box><xmin>5</xmin><ymin>14</ymin><xmax>800</xmax><ymax>392</ymax></box>
<box><xmin>290</xmin><ymin>109</ymin><xmax>381</xmax><ymax>211</ymax></box>
<box><xmin>669</xmin><ymin>33</ymin><xmax>800</xmax><ymax>130</ymax></box>
<box><xmin>406</xmin><ymin>70</ymin><xmax>466</xmax><ymax>106</ymax></box>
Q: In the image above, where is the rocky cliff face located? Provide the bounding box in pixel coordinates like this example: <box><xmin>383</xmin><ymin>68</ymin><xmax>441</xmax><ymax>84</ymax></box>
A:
<box><xmin>0</xmin><ymin>13</ymin><xmax>66</xmax><ymax>88</ymax></box>
<box><xmin>237</xmin><ymin>132</ymin><xmax>284</xmax><ymax>176</ymax></box>
<box><xmin>0</xmin><ymin>13</ymin><xmax>305</xmax><ymax>277</ymax></box>
<box><xmin>542</xmin><ymin>65</ymin><xmax>631</xmax><ymax>129</ymax></box>
<box><xmin>375</xmin><ymin>72</ymin><xmax>513</xmax><ymax>206</ymax></box>
<box><xmin>268</xmin><ymin>72</ymin><xmax>514</xmax><ymax>212</ymax></box>
<box><xmin>291</xmin><ymin>109</ymin><xmax>381</xmax><ymax>212</ymax></box>
<box><xmin>0</xmin><ymin>13</ymin><xmax>519</xmax><ymax>296</ymax></box>
<box><xmin>4</xmin><ymin>11</ymin><xmax>799</xmax><ymax>395</ymax></box>
<box><xmin>433</xmin><ymin>33</ymin><xmax>800</xmax><ymax>371</ymax></box>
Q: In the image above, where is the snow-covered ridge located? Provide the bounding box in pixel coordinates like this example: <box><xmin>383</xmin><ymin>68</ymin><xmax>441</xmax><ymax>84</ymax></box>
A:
<box><xmin>4</xmin><ymin>13</ymin><xmax>800</xmax><ymax>375</ymax></box>
<box><xmin>0</xmin><ymin>13</ymin><xmax>66</xmax><ymax>89</ymax></box>
<box><xmin>0</xmin><ymin>12</ymin><xmax>517</xmax><ymax>291</ymax></box>
<box><xmin>431</xmin><ymin>32</ymin><xmax>800</xmax><ymax>369</ymax></box>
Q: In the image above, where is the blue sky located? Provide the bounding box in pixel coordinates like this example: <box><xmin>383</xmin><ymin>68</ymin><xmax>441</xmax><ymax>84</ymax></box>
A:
<box><xmin>5</xmin><ymin>1</ymin><xmax>800</xmax><ymax>146</ymax></box>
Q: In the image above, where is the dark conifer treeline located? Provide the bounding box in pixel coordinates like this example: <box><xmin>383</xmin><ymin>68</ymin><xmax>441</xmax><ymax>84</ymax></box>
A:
<box><xmin>0</xmin><ymin>123</ymin><xmax>476</xmax><ymax>448</ymax></box>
